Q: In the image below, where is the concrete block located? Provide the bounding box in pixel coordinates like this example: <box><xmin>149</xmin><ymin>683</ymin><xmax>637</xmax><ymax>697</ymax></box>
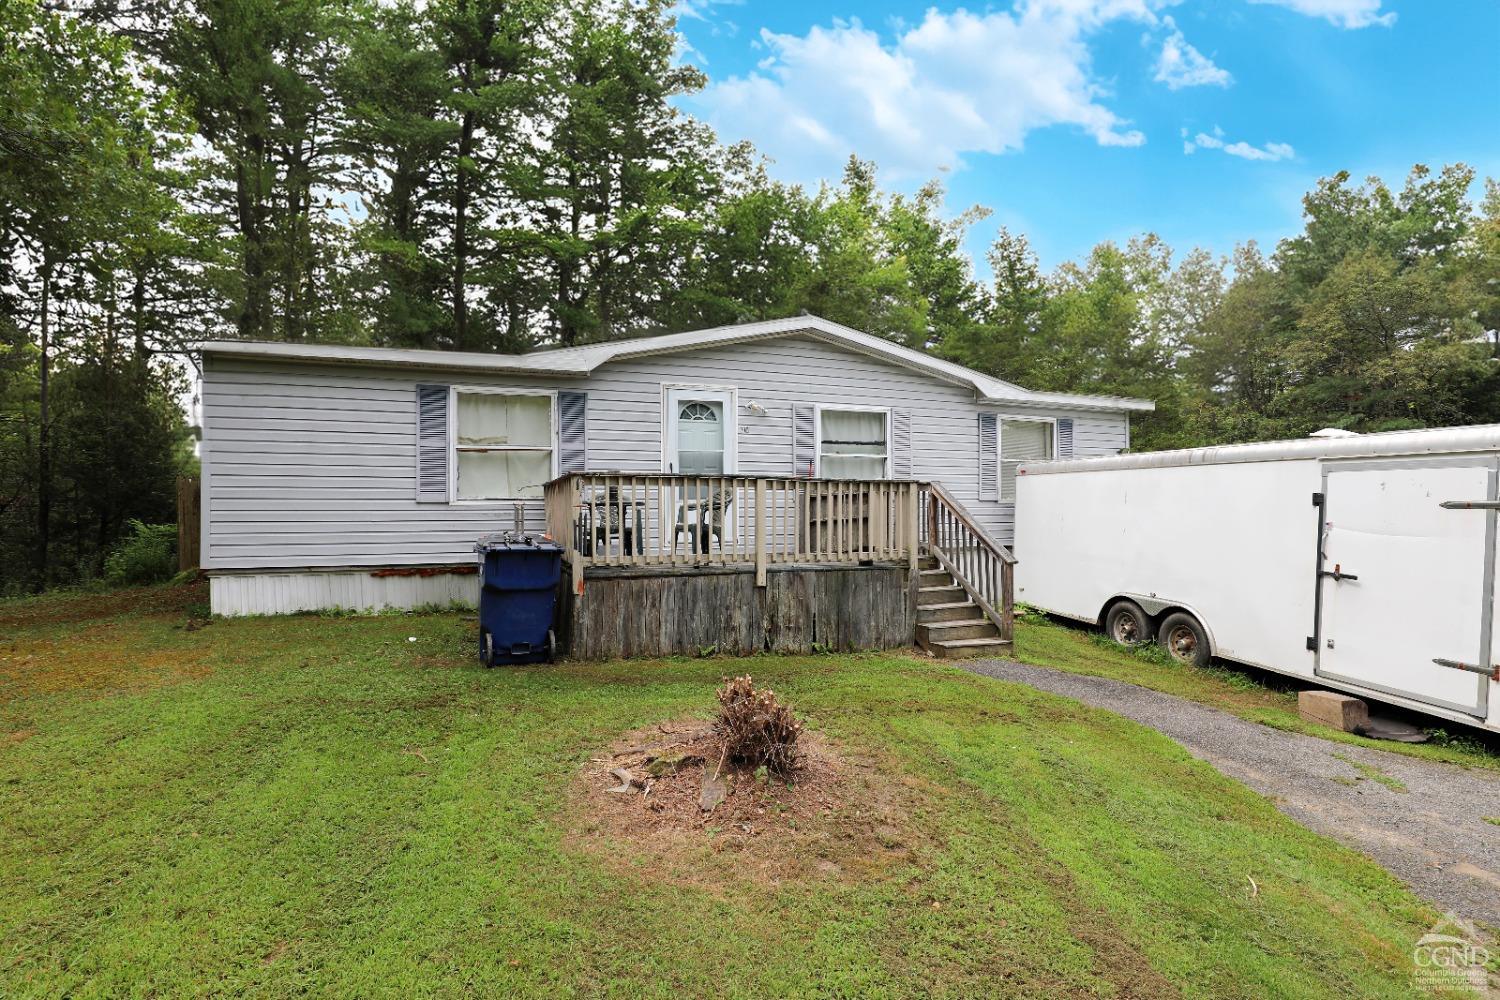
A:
<box><xmin>1298</xmin><ymin>690</ymin><xmax>1370</xmax><ymax>732</ymax></box>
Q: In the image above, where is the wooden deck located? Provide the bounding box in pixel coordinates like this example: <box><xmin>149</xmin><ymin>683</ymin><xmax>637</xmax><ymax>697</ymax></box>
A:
<box><xmin>542</xmin><ymin>473</ymin><xmax>1014</xmax><ymax>659</ymax></box>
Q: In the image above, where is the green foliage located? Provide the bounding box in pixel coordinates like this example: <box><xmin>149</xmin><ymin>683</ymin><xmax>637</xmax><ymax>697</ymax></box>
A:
<box><xmin>1331</xmin><ymin>753</ymin><xmax>1408</xmax><ymax>793</ymax></box>
<box><xmin>4</xmin><ymin>0</ymin><xmax>1499</xmax><ymax>592</ymax></box>
<box><xmin>102</xmin><ymin>520</ymin><xmax>177</xmax><ymax>586</ymax></box>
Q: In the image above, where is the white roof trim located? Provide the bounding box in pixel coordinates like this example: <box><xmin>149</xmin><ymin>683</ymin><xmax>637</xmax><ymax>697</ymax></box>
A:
<box><xmin>199</xmin><ymin>315</ymin><xmax>1155</xmax><ymax>413</ymax></box>
<box><xmin>1022</xmin><ymin>423</ymin><xmax>1500</xmax><ymax>475</ymax></box>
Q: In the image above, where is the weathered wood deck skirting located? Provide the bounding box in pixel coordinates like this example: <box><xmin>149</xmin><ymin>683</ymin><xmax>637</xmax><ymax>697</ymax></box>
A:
<box><xmin>558</xmin><ymin>561</ymin><xmax>915</xmax><ymax>660</ymax></box>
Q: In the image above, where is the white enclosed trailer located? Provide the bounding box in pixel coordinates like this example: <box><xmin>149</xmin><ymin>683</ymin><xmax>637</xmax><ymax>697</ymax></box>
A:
<box><xmin>1015</xmin><ymin>425</ymin><xmax>1500</xmax><ymax>734</ymax></box>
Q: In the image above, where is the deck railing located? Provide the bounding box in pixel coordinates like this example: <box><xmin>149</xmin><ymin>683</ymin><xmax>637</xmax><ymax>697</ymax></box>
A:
<box><xmin>543</xmin><ymin>472</ymin><xmax>922</xmax><ymax>594</ymax></box>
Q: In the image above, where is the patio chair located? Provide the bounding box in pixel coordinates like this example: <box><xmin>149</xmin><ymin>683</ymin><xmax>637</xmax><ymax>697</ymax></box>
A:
<box><xmin>576</xmin><ymin>486</ymin><xmax>644</xmax><ymax>557</ymax></box>
<box><xmin>675</xmin><ymin>488</ymin><xmax>733</xmax><ymax>554</ymax></box>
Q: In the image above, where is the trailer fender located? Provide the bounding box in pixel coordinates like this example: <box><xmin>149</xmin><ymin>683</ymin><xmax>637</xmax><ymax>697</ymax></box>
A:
<box><xmin>1103</xmin><ymin>594</ymin><xmax>1220</xmax><ymax>658</ymax></box>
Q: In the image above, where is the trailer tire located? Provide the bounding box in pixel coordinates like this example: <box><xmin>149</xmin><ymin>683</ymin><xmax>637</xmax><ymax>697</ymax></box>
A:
<box><xmin>1104</xmin><ymin>600</ymin><xmax>1153</xmax><ymax>647</ymax></box>
<box><xmin>1158</xmin><ymin>612</ymin><xmax>1210</xmax><ymax>667</ymax></box>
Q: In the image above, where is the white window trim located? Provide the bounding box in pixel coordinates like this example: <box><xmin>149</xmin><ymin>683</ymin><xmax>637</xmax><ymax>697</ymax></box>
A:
<box><xmin>814</xmin><ymin>404</ymin><xmax>892</xmax><ymax>480</ymax></box>
<box><xmin>660</xmin><ymin>383</ymin><xmax>739</xmax><ymax>474</ymax></box>
<box><xmin>998</xmin><ymin>414</ymin><xmax>1057</xmax><ymax>503</ymax></box>
<box><xmin>448</xmin><ymin>385</ymin><xmax>559</xmax><ymax>504</ymax></box>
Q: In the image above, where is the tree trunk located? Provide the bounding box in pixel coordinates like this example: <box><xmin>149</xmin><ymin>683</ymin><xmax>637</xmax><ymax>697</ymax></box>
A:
<box><xmin>557</xmin><ymin>164</ymin><xmax>583</xmax><ymax>347</ymax></box>
<box><xmin>35</xmin><ymin>264</ymin><xmax>52</xmax><ymax>591</ymax></box>
<box><xmin>235</xmin><ymin>130</ymin><xmax>269</xmax><ymax>339</ymax></box>
<box><xmin>453</xmin><ymin>110</ymin><xmax>475</xmax><ymax>347</ymax></box>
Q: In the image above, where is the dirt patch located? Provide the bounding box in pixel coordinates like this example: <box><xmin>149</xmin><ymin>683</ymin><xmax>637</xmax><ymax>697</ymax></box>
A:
<box><xmin>567</xmin><ymin>719</ymin><xmax>932</xmax><ymax>888</ymax></box>
<box><xmin>0</xmin><ymin>580</ymin><xmax>208</xmax><ymax>631</ymax></box>
<box><xmin>1</xmin><ymin>621</ymin><xmax>215</xmax><ymax>702</ymax></box>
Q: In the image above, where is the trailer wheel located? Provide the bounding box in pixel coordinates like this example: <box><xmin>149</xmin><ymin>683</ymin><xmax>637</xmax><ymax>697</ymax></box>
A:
<box><xmin>1104</xmin><ymin>601</ymin><xmax>1153</xmax><ymax>647</ymax></box>
<box><xmin>1158</xmin><ymin>612</ymin><xmax>1210</xmax><ymax>667</ymax></box>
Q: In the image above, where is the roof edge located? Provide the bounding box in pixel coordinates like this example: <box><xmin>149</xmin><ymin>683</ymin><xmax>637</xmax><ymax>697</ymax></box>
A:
<box><xmin>197</xmin><ymin>315</ymin><xmax>1156</xmax><ymax>414</ymax></box>
<box><xmin>198</xmin><ymin>339</ymin><xmax>594</xmax><ymax>375</ymax></box>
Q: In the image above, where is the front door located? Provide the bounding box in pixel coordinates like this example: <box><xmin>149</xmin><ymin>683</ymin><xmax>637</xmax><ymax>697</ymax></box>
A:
<box><xmin>1316</xmin><ymin>459</ymin><xmax>1494</xmax><ymax>717</ymax></box>
<box><xmin>664</xmin><ymin>388</ymin><xmax>734</xmax><ymax>476</ymax></box>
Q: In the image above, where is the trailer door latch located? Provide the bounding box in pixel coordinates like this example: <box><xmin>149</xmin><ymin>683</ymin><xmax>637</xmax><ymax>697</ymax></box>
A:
<box><xmin>1319</xmin><ymin>563</ymin><xmax>1358</xmax><ymax>583</ymax></box>
<box><xmin>1439</xmin><ymin>499</ymin><xmax>1500</xmax><ymax>510</ymax></box>
<box><xmin>1311</xmin><ymin>492</ymin><xmax>1324</xmax><ymax>506</ymax></box>
<box><xmin>1432</xmin><ymin>657</ymin><xmax>1500</xmax><ymax>681</ymax></box>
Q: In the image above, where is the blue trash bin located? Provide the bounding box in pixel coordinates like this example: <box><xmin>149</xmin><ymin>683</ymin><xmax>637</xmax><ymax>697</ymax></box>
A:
<box><xmin>475</xmin><ymin>532</ymin><xmax>563</xmax><ymax>666</ymax></box>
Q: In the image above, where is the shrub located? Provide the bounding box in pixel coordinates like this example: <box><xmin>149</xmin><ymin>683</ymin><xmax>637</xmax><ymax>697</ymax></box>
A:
<box><xmin>103</xmin><ymin>520</ymin><xmax>177</xmax><ymax>586</ymax></box>
<box><xmin>714</xmin><ymin>675</ymin><xmax>803</xmax><ymax>775</ymax></box>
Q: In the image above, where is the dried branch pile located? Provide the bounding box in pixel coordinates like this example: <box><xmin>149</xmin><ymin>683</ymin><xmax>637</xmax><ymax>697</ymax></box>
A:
<box><xmin>714</xmin><ymin>675</ymin><xmax>803</xmax><ymax>775</ymax></box>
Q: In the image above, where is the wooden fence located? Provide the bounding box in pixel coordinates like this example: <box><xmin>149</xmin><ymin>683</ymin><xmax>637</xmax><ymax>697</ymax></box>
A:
<box><xmin>176</xmin><ymin>476</ymin><xmax>200</xmax><ymax>572</ymax></box>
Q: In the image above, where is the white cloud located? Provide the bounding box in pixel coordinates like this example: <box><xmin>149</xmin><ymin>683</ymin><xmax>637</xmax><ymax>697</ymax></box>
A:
<box><xmin>1182</xmin><ymin>126</ymin><xmax>1295</xmax><ymax>162</ymax></box>
<box><xmin>671</xmin><ymin>0</ymin><xmax>743</xmax><ymax>65</ymax></box>
<box><xmin>1154</xmin><ymin>16</ymin><xmax>1231</xmax><ymax>90</ymax></box>
<box><xmin>692</xmin><ymin>1</ymin><xmax>1165</xmax><ymax>184</ymax></box>
<box><xmin>671</xmin><ymin>0</ymin><xmax>743</xmax><ymax>23</ymax></box>
<box><xmin>1223</xmin><ymin>140</ymin><xmax>1296</xmax><ymax>161</ymax></box>
<box><xmin>1246</xmin><ymin>0</ymin><xmax>1395</xmax><ymax>29</ymax></box>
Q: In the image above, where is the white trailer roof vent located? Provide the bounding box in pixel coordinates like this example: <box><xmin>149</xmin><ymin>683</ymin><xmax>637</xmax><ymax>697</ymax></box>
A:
<box><xmin>1308</xmin><ymin>428</ymin><xmax>1360</xmax><ymax>439</ymax></box>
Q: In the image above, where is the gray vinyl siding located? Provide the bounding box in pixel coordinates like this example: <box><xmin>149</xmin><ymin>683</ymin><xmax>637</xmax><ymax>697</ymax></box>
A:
<box><xmin>202</xmin><ymin>335</ymin><xmax>1131</xmax><ymax>571</ymax></box>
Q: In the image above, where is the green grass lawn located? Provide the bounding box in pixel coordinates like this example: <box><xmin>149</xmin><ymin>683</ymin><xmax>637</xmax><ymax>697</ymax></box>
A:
<box><xmin>1014</xmin><ymin>609</ymin><xmax>1500</xmax><ymax>773</ymax></box>
<box><xmin>0</xmin><ymin>584</ymin><xmax>1462</xmax><ymax>997</ymax></box>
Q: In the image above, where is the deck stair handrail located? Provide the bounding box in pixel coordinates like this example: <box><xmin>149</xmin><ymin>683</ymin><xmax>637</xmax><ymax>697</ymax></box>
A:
<box><xmin>922</xmin><ymin>481</ymin><xmax>1016</xmax><ymax>642</ymax></box>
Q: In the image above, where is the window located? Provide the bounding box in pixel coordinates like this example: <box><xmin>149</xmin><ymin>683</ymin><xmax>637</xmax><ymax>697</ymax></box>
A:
<box><xmin>1000</xmin><ymin>418</ymin><xmax>1054</xmax><ymax>501</ymax></box>
<box><xmin>818</xmin><ymin>408</ymin><xmax>889</xmax><ymax>479</ymax></box>
<box><xmin>453</xmin><ymin>390</ymin><xmax>554</xmax><ymax>500</ymax></box>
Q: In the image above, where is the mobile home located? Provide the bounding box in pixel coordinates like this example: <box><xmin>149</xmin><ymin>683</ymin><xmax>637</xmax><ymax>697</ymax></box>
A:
<box><xmin>198</xmin><ymin>315</ymin><xmax>1152</xmax><ymax>632</ymax></box>
<box><xmin>1015</xmin><ymin>425</ymin><xmax>1500</xmax><ymax>733</ymax></box>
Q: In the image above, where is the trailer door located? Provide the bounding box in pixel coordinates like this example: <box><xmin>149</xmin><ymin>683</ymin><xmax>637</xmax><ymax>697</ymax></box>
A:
<box><xmin>1316</xmin><ymin>459</ymin><xmax>1494</xmax><ymax>718</ymax></box>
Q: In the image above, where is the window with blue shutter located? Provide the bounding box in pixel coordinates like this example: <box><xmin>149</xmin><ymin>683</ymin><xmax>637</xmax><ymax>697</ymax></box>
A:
<box><xmin>793</xmin><ymin>404</ymin><xmax>816</xmax><ymax>477</ymax></box>
<box><xmin>558</xmin><ymin>390</ymin><xmax>588</xmax><ymax>474</ymax></box>
<box><xmin>978</xmin><ymin>413</ymin><xmax>998</xmax><ymax>501</ymax></box>
<box><xmin>415</xmin><ymin>384</ymin><xmax>450</xmax><ymax>503</ymax></box>
<box><xmin>891</xmin><ymin>410</ymin><xmax>912</xmax><ymax>479</ymax></box>
<box><xmin>1057</xmin><ymin>417</ymin><xmax>1074</xmax><ymax>459</ymax></box>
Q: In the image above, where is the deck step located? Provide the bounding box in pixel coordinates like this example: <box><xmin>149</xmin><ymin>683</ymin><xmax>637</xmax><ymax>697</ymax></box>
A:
<box><xmin>917</xmin><ymin>585</ymin><xmax>966</xmax><ymax>605</ymax></box>
<box><xmin>918</xmin><ymin>619</ymin><xmax>999</xmax><ymax>642</ymax></box>
<box><xmin>917</xmin><ymin>601</ymin><xmax>981</xmax><ymax>623</ymax></box>
<box><xmin>918</xmin><ymin>569</ymin><xmax>956</xmax><ymax>587</ymax></box>
<box><xmin>928</xmin><ymin>636</ymin><xmax>1014</xmax><ymax>660</ymax></box>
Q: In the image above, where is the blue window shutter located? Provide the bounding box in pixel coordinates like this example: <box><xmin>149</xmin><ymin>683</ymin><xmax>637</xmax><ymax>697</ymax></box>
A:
<box><xmin>793</xmin><ymin>404</ymin><xmax>816</xmax><ymax>477</ymax></box>
<box><xmin>1057</xmin><ymin>417</ymin><xmax>1074</xmax><ymax>459</ymax></box>
<box><xmin>415</xmin><ymin>384</ymin><xmax>449</xmax><ymax>503</ymax></box>
<box><xmin>978</xmin><ymin>413</ymin><xmax>998</xmax><ymax>502</ymax></box>
<box><xmin>891</xmin><ymin>410</ymin><xmax>912</xmax><ymax>479</ymax></box>
<box><xmin>558</xmin><ymin>390</ymin><xmax>588</xmax><ymax>474</ymax></box>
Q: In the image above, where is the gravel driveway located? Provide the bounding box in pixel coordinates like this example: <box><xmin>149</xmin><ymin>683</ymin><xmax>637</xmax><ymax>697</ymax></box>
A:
<box><xmin>960</xmin><ymin>659</ymin><xmax>1500</xmax><ymax>927</ymax></box>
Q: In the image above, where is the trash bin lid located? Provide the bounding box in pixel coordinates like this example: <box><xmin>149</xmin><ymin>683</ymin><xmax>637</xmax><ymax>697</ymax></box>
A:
<box><xmin>476</xmin><ymin>531</ymin><xmax>563</xmax><ymax>554</ymax></box>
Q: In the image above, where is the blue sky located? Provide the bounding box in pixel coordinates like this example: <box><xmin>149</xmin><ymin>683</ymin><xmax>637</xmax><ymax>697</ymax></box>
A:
<box><xmin>674</xmin><ymin>0</ymin><xmax>1500</xmax><ymax>273</ymax></box>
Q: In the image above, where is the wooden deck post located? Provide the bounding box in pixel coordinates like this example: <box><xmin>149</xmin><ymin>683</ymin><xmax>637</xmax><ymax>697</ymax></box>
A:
<box><xmin>754</xmin><ymin>479</ymin><xmax>767</xmax><ymax>587</ymax></box>
<box><xmin>927</xmin><ymin>488</ymin><xmax>939</xmax><ymax>549</ymax></box>
<box><xmin>906</xmin><ymin>481</ymin><xmax>919</xmax><ymax>573</ymax></box>
<box><xmin>1001</xmin><ymin>560</ymin><xmax>1014</xmax><ymax>640</ymax></box>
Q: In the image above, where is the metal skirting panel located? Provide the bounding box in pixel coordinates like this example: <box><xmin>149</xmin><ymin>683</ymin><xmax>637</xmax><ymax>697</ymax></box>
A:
<box><xmin>210</xmin><ymin>570</ymin><xmax>479</xmax><ymax>616</ymax></box>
